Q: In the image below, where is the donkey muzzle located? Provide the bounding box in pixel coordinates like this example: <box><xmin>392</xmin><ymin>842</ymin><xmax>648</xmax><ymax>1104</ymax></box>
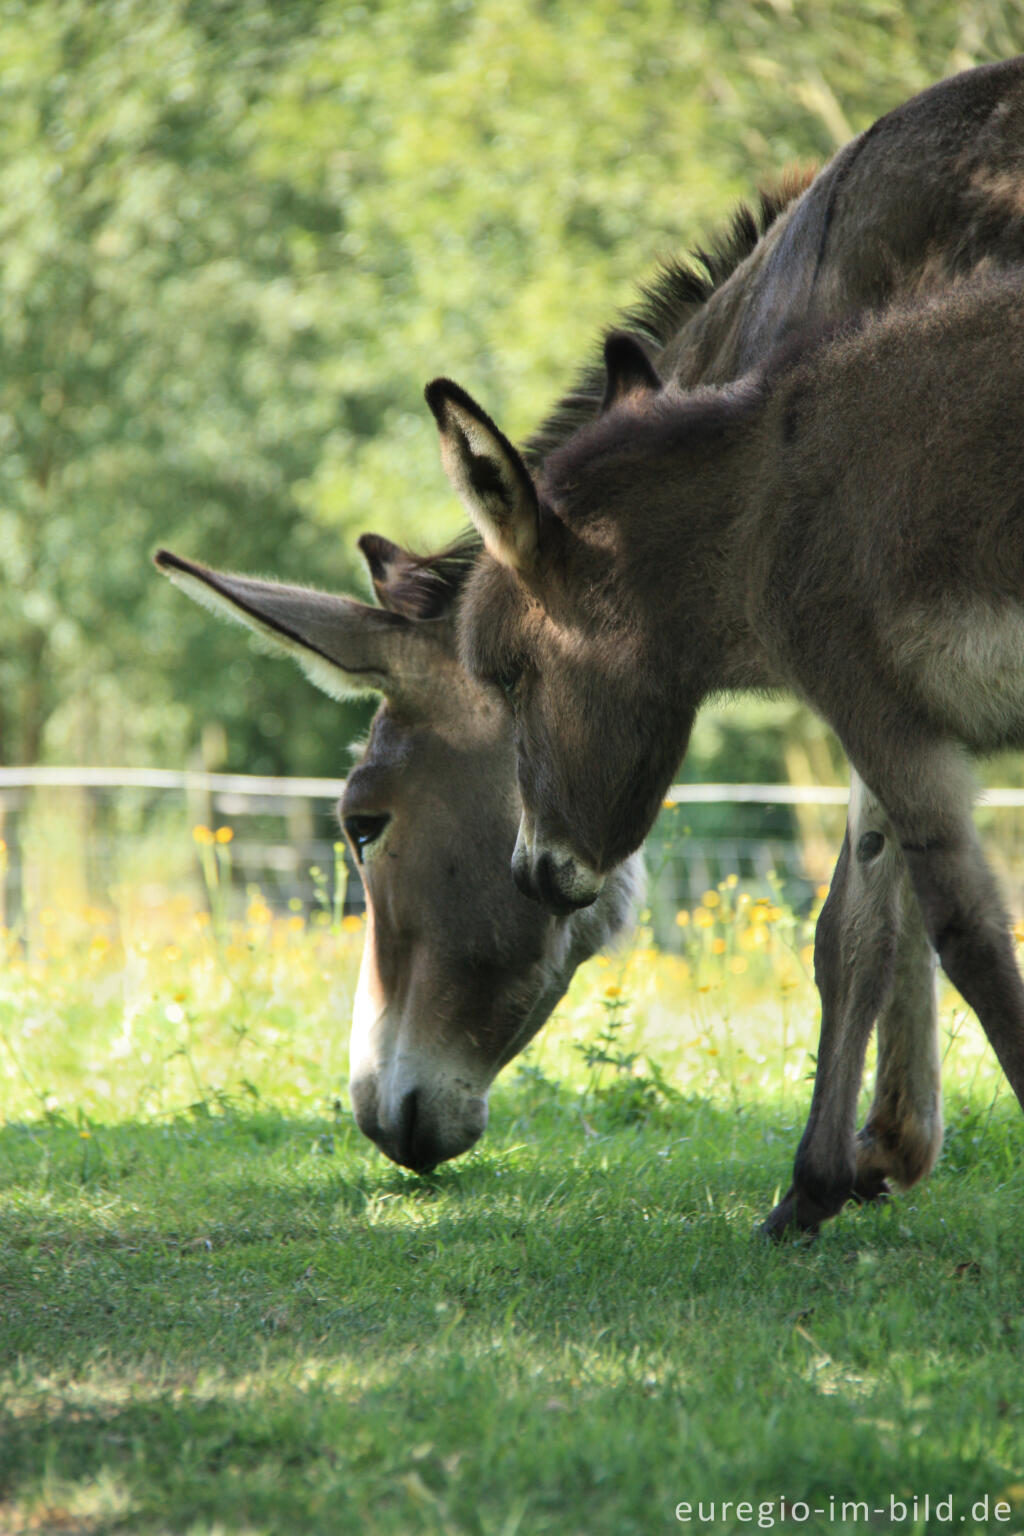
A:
<box><xmin>349</xmin><ymin>1070</ymin><xmax>488</xmax><ymax>1172</ymax></box>
<box><xmin>511</xmin><ymin>819</ymin><xmax>605</xmax><ymax>914</ymax></box>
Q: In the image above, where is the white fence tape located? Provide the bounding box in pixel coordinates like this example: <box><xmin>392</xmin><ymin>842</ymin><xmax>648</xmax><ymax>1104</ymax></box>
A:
<box><xmin>1</xmin><ymin>768</ymin><xmax>1024</xmax><ymax>807</ymax></box>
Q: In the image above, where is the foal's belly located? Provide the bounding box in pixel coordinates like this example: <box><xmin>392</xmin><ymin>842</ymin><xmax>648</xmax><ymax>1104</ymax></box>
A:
<box><xmin>888</xmin><ymin>598</ymin><xmax>1024</xmax><ymax>752</ymax></box>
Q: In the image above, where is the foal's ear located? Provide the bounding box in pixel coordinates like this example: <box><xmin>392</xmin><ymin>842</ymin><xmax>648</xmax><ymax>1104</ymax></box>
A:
<box><xmin>154</xmin><ymin>548</ymin><xmax>419</xmax><ymax>704</ymax></box>
<box><xmin>602</xmin><ymin>331</ymin><xmax>662</xmax><ymax>410</ymax></box>
<box><xmin>424</xmin><ymin>379</ymin><xmax>539</xmax><ymax>574</ymax></box>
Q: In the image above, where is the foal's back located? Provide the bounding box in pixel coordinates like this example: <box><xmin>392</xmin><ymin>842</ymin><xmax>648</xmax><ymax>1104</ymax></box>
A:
<box><xmin>752</xmin><ymin>273</ymin><xmax>1024</xmax><ymax>754</ymax></box>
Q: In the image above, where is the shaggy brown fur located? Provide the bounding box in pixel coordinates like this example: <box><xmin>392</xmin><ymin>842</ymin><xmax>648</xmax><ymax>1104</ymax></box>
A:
<box><xmin>446</xmin><ymin>272</ymin><xmax>1024</xmax><ymax>1234</ymax></box>
<box><xmin>431</xmin><ymin>57</ymin><xmax>1024</xmax><ymax>1235</ymax></box>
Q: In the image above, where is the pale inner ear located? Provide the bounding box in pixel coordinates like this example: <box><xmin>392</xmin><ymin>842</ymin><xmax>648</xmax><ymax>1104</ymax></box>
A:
<box><xmin>155</xmin><ymin>550</ymin><xmax>406</xmax><ymax>702</ymax></box>
<box><xmin>426</xmin><ymin>380</ymin><xmax>538</xmax><ymax>573</ymax></box>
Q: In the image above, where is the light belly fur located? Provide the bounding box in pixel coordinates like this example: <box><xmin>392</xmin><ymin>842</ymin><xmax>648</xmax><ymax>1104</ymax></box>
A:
<box><xmin>890</xmin><ymin>600</ymin><xmax>1024</xmax><ymax>750</ymax></box>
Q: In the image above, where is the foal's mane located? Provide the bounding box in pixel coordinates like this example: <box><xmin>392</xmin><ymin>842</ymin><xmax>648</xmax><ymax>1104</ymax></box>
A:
<box><xmin>404</xmin><ymin>171</ymin><xmax>814</xmax><ymax>608</ymax></box>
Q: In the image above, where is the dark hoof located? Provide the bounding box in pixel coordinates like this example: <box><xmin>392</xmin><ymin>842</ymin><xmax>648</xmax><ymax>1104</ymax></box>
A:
<box><xmin>852</xmin><ymin>1173</ymin><xmax>893</xmax><ymax>1206</ymax></box>
<box><xmin>757</xmin><ymin>1187</ymin><xmax>821</xmax><ymax>1243</ymax></box>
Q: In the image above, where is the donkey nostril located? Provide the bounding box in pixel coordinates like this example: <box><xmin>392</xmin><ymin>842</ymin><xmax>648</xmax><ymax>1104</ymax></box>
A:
<box><xmin>533</xmin><ymin>851</ymin><xmax>593</xmax><ymax>915</ymax></box>
<box><xmin>396</xmin><ymin>1088</ymin><xmax>418</xmax><ymax>1167</ymax></box>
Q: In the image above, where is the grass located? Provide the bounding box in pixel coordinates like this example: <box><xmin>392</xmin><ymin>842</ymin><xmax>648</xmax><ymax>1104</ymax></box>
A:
<box><xmin>2</xmin><ymin>840</ymin><xmax>1024</xmax><ymax>1534</ymax></box>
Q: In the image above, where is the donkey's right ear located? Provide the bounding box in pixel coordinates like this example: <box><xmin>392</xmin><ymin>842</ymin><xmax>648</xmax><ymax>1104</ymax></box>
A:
<box><xmin>424</xmin><ymin>379</ymin><xmax>539</xmax><ymax>574</ymax></box>
<box><xmin>602</xmin><ymin>331</ymin><xmax>662</xmax><ymax>410</ymax></box>
<box><xmin>154</xmin><ymin>549</ymin><xmax>415</xmax><ymax>703</ymax></box>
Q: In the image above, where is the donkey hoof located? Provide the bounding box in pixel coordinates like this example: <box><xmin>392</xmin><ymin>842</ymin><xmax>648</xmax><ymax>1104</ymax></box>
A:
<box><xmin>757</xmin><ymin>1188</ymin><xmax>821</xmax><ymax>1243</ymax></box>
<box><xmin>852</xmin><ymin>1173</ymin><xmax>893</xmax><ymax>1206</ymax></box>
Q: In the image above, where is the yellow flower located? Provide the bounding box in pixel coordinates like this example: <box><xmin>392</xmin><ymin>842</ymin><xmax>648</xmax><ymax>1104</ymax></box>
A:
<box><xmin>604</xmin><ymin>984</ymin><xmax>622</xmax><ymax>999</ymax></box>
<box><xmin>164</xmin><ymin>944</ymin><xmax>182</xmax><ymax>962</ymax></box>
<box><xmin>799</xmin><ymin>945</ymin><xmax>815</xmax><ymax>969</ymax></box>
<box><xmin>675</xmin><ymin>910</ymin><xmax>690</xmax><ymax>928</ymax></box>
<box><xmin>287</xmin><ymin>914</ymin><xmax>304</xmax><ymax>932</ymax></box>
<box><xmin>215</xmin><ymin>826</ymin><xmax>234</xmax><ymax>844</ymax></box>
<box><xmin>341</xmin><ymin>914</ymin><xmax>363</xmax><ymax>933</ymax></box>
<box><xmin>661</xmin><ymin>798</ymin><xmax>677</xmax><ymax>811</ymax></box>
<box><xmin>192</xmin><ymin>825</ymin><xmax>215</xmax><ymax>846</ymax></box>
<box><xmin>701</xmin><ymin>890</ymin><xmax>720</xmax><ymax>908</ymax></box>
<box><xmin>815</xmin><ymin>884</ymin><xmax>831</xmax><ymax>901</ymax></box>
<box><xmin>728</xmin><ymin>956</ymin><xmax>748</xmax><ymax>975</ymax></box>
<box><xmin>724</xmin><ymin>874</ymin><xmax>738</xmax><ymax>889</ymax></box>
<box><xmin>694</xmin><ymin>908</ymin><xmax>714</xmax><ymax>929</ymax></box>
<box><xmin>711</xmin><ymin>938</ymin><xmax>727</xmax><ymax>955</ymax></box>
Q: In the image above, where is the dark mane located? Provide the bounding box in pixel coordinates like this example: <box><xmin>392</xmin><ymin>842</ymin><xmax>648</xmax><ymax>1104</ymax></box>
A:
<box><xmin>416</xmin><ymin>172</ymin><xmax>814</xmax><ymax>588</ymax></box>
<box><xmin>524</xmin><ymin>171</ymin><xmax>814</xmax><ymax>465</ymax></box>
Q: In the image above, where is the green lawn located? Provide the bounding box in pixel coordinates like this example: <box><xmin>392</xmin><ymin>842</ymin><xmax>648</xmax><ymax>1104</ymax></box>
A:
<box><xmin>2</xmin><ymin>877</ymin><xmax>1024</xmax><ymax>1534</ymax></box>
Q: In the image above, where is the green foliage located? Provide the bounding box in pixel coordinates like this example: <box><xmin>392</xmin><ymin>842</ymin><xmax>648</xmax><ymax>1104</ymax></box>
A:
<box><xmin>575</xmin><ymin>987</ymin><xmax>682</xmax><ymax>1128</ymax></box>
<box><xmin>0</xmin><ymin>0</ymin><xmax>1017</xmax><ymax>771</ymax></box>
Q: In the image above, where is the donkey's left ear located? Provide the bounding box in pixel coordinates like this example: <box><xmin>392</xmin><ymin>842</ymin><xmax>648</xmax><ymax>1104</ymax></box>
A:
<box><xmin>425</xmin><ymin>379</ymin><xmax>539</xmax><ymax>573</ymax></box>
<box><xmin>602</xmin><ymin>331</ymin><xmax>662</xmax><ymax>410</ymax></box>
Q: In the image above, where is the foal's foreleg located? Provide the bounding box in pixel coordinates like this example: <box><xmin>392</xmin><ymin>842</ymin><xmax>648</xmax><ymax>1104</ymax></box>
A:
<box><xmin>760</xmin><ymin>777</ymin><xmax>942</xmax><ymax>1239</ymax></box>
<box><xmin>760</xmin><ymin>820</ymin><xmax>896</xmax><ymax>1237</ymax></box>
<box><xmin>900</xmin><ymin>830</ymin><xmax>1024</xmax><ymax>1112</ymax></box>
<box><xmin>854</xmin><ymin>867</ymin><xmax>943</xmax><ymax>1202</ymax></box>
<box><xmin>867</xmin><ymin>742</ymin><xmax>1024</xmax><ymax>1113</ymax></box>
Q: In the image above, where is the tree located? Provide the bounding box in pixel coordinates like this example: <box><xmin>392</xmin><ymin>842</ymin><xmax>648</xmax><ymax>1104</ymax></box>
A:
<box><xmin>0</xmin><ymin>0</ymin><xmax>1010</xmax><ymax>773</ymax></box>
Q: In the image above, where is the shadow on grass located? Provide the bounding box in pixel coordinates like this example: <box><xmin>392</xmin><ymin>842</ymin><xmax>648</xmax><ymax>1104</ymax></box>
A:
<box><xmin>2</xmin><ymin>1094</ymin><xmax>1023</xmax><ymax>1533</ymax></box>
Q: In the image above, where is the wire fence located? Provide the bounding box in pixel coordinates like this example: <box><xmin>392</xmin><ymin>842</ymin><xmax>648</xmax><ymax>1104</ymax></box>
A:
<box><xmin>5</xmin><ymin>768</ymin><xmax>1024</xmax><ymax>940</ymax></box>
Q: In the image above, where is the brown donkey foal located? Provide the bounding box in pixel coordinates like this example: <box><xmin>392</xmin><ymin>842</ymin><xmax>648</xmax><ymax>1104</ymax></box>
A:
<box><xmin>434</xmin><ymin>271</ymin><xmax>1024</xmax><ymax>1233</ymax></box>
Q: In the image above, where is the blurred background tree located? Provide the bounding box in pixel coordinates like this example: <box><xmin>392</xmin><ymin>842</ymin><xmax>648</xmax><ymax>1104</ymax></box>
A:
<box><xmin>0</xmin><ymin>0</ymin><xmax>1019</xmax><ymax>777</ymax></box>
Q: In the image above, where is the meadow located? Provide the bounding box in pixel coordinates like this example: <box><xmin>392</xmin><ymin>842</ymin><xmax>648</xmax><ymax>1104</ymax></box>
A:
<box><xmin>2</xmin><ymin>830</ymin><xmax>1024</xmax><ymax>1535</ymax></box>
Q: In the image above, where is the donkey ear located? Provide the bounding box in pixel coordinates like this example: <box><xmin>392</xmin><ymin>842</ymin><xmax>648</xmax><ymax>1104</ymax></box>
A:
<box><xmin>358</xmin><ymin>531</ymin><xmax>473</xmax><ymax>621</ymax></box>
<box><xmin>357</xmin><ymin>533</ymin><xmax>421</xmax><ymax>616</ymax></box>
<box><xmin>602</xmin><ymin>331</ymin><xmax>662</xmax><ymax>410</ymax></box>
<box><xmin>424</xmin><ymin>378</ymin><xmax>539</xmax><ymax>573</ymax></box>
<box><xmin>154</xmin><ymin>548</ymin><xmax>416</xmax><ymax>703</ymax></box>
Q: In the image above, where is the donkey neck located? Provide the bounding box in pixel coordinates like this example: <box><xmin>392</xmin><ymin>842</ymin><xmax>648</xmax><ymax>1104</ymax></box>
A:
<box><xmin>657</xmin><ymin>171</ymin><xmax>825</xmax><ymax>386</ymax></box>
<box><xmin>561</xmin><ymin>387</ymin><xmax>777</xmax><ymax>700</ymax></box>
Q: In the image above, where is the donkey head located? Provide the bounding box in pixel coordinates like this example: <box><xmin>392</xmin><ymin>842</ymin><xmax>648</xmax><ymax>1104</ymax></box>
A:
<box><xmin>427</xmin><ymin>335</ymin><xmax>694</xmax><ymax>914</ymax></box>
<box><xmin>155</xmin><ymin>538</ymin><xmax>640</xmax><ymax>1171</ymax></box>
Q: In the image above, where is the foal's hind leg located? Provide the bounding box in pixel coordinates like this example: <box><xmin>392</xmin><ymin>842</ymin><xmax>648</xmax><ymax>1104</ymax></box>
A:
<box><xmin>760</xmin><ymin>775</ymin><xmax>941</xmax><ymax>1238</ymax></box>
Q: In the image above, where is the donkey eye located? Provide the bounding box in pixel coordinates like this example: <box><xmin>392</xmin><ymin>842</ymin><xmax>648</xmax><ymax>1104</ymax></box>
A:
<box><xmin>343</xmin><ymin>813</ymin><xmax>391</xmax><ymax>863</ymax></box>
<box><xmin>494</xmin><ymin>668</ymin><xmax>521</xmax><ymax>705</ymax></box>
